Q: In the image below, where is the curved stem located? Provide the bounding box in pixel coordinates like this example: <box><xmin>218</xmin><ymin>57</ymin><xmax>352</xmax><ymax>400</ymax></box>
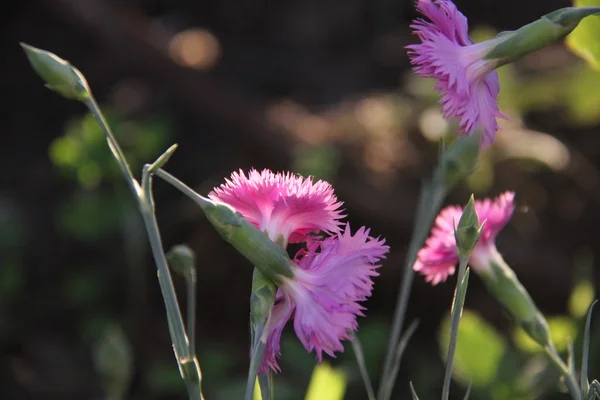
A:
<box><xmin>543</xmin><ymin>345</ymin><xmax>580</xmax><ymax>400</ymax></box>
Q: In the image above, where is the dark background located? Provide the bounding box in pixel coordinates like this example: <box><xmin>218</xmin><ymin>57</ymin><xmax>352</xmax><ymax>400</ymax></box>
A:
<box><xmin>2</xmin><ymin>0</ymin><xmax>600</xmax><ymax>399</ymax></box>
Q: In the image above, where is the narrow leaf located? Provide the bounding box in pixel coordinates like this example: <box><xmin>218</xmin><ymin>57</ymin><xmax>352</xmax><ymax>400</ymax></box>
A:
<box><xmin>409</xmin><ymin>382</ymin><xmax>421</xmax><ymax>400</ymax></box>
<box><xmin>379</xmin><ymin>320</ymin><xmax>419</xmax><ymax>400</ymax></box>
<box><xmin>350</xmin><ymin>334</ymin><xmax>376</xmax><ymax>400</ymax></box>
<box><xmin>246</xmin><ymin>340</ymin><xmax>267</xmax><ymax>400</ymax></box>
<box><xmin>442</xmin><ymin>266</ymin><xmax>471</xmax><ymax>400</ymax></box>
<box><xmin>581</xmin><ymin>300</ymin><xmax>598</xmax><ymax>396</ymax></box>
<box><xmin>463</xmin><ymin>381</ymin><xmax>472</xmax><ymax>400</ymax></box>
<box><xmin>258</xmin><ymin>372</ymin><xmax>272</xmax><ymax>400</ymax></box>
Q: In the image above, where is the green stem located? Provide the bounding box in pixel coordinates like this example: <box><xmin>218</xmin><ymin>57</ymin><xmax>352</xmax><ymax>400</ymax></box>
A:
<box><xmin>543</xmin><ymin>345</ymin><xmax>580</xmax><ymax>400</ymax></box>
<box><xmin>155</xmin><ymin>168</ymin><xmax>211</xmax><ymax>208</ymax></box>
<box><xmin>83</xmin><ymin>96</ymin><xmax>203</xmax><ymax>400</ymax></box>
<box><xmin>378</xmin><ymin>181</ymin><xmax>447</xmax><ymax>399</ymax></box>
<box><xmin>442</xmin><ymin>261</ymin><xmax>471</xmax><ymax>400</ymax></box>
<box><xmin>84</xmin><ymin>97</ymin><xmax>141</xmax><ymax>198</ymax></box>
<box><xmin>186</xmin><ymin>268</ymin><xmax>198</xmax><ymax>353</ymax></box>
<box><xmin>141</xmin><ymin>166</ymin><xmax>204</xmax><ymax>400</ymax></box>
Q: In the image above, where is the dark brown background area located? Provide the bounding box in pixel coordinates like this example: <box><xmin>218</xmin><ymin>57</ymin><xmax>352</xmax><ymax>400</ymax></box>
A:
<box><xmin>2</xmin><ymin>0</ymin><xmax>599</xmax><ymax>399</ymax></box>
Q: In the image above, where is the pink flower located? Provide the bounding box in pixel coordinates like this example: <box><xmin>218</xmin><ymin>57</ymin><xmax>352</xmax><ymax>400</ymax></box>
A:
<box><xmin>414</xmin><ymin>191</ymin><xmax>515</xmax><ymax>285</ymax></box>
<box><xmin>406</xmin><ymin>0</ymin><xmax>507</xmax><ymax>148</ymax></box>
<box><xmin>209</xmin><ymin>169</ymin><xmax>344</xmax><ymax>244</ymax></box>
<box><xmin>260</xmin><ymin>224</ymin><xmax>389</xmax><ymax>373</ymax></box>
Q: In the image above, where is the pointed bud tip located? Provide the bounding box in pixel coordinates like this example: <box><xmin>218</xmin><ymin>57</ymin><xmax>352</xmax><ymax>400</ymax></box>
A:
<box><xmin>21</xmin><ymin>42</ymin><xmax>90</xmax><ymax>101</ymax></box>
<box><xmin>455</xmin><ymin>195</ymin><xmax>482</xmax><ymax>256</ymax></box>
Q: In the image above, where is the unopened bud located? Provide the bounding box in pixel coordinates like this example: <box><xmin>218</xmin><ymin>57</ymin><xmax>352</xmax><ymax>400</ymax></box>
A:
<box><xmin>481</xmin><ymin>254</ymin><xmax>552</xmax><ymax>348</ymax></box>
<box><xmin>250</xmin><ymin>269</ymin><xmax>277</xmax><ymax>339</ymax></box>
<box><xmin>454</xmin><ymin>196</ymin><xmax>483</xmax><ymax>257</ymax></box>
<box><xmin>203</xmin><ymin>201</ymin><xmax>295</xmax><ymax>280</ymax></box>
<box><xmin>436</xmin><ymin>131</ymin><xmax>480</xmax><ymax>190</ymax></box>
<box><xmin>21</xmin><ymin>43</ymin><xmax>90</xmax><ymax>101</ymax></box>
<box><xmin>167</xmin><ymin>244</ymin><xmax>196</xmax><ymax>278</ymax></box>
<box><xmin>485</xmin><ymin>7</ymin><xmax>600</xmax><ymax>66</ymax></box>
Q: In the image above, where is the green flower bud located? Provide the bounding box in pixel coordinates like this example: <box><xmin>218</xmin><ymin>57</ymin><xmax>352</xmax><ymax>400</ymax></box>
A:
<box><xmin>436</xmin><ymin>131</ymin><xmax>480</xmax><ymax>190</ymax></box>
<box><xmin>486</xmin><ymin>7</ymin><xmax>600</xmax><ymax>66</ymax></box>
<box><xmin>480</xmin><ymin>253</ymin><xmax>552</xmax><ymax>348</ymax></box>
<box><xmin>203</xmin><ymin>201</ymin><xmax>295</xmax><ymax>281</ymax></box>
<box><xmin>21</xmin><ymin>43</ymin><xmax>90</xmax><ymax>101</ymax></box>
<box><xmin>250</xmin><ymin>269</ymin><xmax>277</xmax><ymax>339</ymax></box>
<box><xmin>166</xmin><ymin>244</ymin><xmax>196</xmax><ymax>278</ymax></box>
<box><xmin>454</xmin><ymin>195</ymin><xmax>483</xmax><ymax>258</ymax></box>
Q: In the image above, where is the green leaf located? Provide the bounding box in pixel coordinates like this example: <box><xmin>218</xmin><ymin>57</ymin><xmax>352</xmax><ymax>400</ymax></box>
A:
<box><xmin>409</xmin><ymin>382</ymin><xmax>420</xmax><ymax>400</ymax></box>
<box><xmin>567</xmin><ymin>0</ymin><xmax>600</xmax><ymax>69</ymax></box>
<box><xmin>582</xmin><ymin>300</ymin><xmax>598</xmax><ymax>396</ymax></box>
<box><xmin>304</xmin><ymin>363</ymin><xmax>347</xmax><ymax>400</ymax></box>
<box><xmin>439</xmin><ymin>310</ymin><xmax>507</xmax><ymax>387</ymax></box>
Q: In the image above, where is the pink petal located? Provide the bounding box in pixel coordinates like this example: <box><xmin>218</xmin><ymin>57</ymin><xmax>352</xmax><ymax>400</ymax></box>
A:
<box><xmin>209</xmin><ymin>169</ymin><xmax>344</xmax><ymax>242</ymax></box>
<box><xmin>406</xmin><ymin>0</ymin><xmax>505</xmax><ymax>148</ymax></box>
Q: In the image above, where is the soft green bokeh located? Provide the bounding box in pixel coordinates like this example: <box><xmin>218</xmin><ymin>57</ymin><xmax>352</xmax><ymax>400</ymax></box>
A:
<box><xmin>513</xmin><ymin>317</ymin><xmax>577</xmax><ymax>353</ymax></box>
<box><xmin>569</xmin><ymin>280</ymin><xmax>595</xmax><ymax>318</ymax></box>
<box><xmin>567</xmin><ymin>0</ymin><xmax>600</xmax><ymax>69</ymax></box>
<box><xmin>439</xmin><ymin>310</ymin><xmax>507</xmax><ymax>387</ymax></box>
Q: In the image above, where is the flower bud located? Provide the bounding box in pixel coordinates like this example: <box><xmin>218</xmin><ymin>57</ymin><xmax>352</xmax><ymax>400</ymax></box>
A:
<box><xmin>454</xmin><ymin>195</ymin><xmax>483</xmax><ymax>258</ymax></box>
<box><xmin>436</xmin><ymin>131</ymin><xmax>481</xmax><ymax>190</ymax></box>
<box><xmin>485</xmin><ymin>7</ymin><xmax>600</xmax><ymax>66</ymax></box>
<box><xmin>21</xmin><ymin>43</ymin><xmax>90</xmax><ymax>101</ymax></box>
<box><xmin>166</xmin><ymin>244</ymin><xmax>196</xmax><ymax>278</ymax></box>
<box><xmin>250</xmin><ymin>269</ymin><xmax>277</xmax><ymax>331</ymax></box>
<box><xmin>203</xmin><ymin>201</ymin><xmax>295</xmax><ymax>281</ymax></box>
<box><xmin>480</xmin><ymin>253</ymin><xmax>552</xmax><ymax>348</ymax></box>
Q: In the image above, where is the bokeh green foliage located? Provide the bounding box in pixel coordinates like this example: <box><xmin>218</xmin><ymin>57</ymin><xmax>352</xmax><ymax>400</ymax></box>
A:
<box><xmin>567</xmin><ymin>0</ymin><xmax>600</xmax><ymax>69</ymax></box>
<box><xmin>438</xmin><ymin>267</ymin><xmax>596</xmax><ymax>400</ymax></box>
<box><xmin>49</xmin><ymin>109</ymin><xmax>171</xmax><ymax>240</ymax></box>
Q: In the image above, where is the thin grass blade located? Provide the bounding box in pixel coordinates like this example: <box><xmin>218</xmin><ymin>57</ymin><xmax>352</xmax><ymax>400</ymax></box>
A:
<box><xmin>409</xmin><ymin>382</ymin><xmax>421</xmax><ymax>400</ymax></box>
<box><xmin>350</xmin><ymin>334</ymin><xmax>376</xmax><ymax>400</ymax></box>
<box><xmin>379</xmin><ymin>320</ymin><xmax>419</xmax><ymax>400</ymax></box>
<box><xmin>582</xmin><ymin>300</ymin><xmax>598</xmax><ymax>397</ymax></box>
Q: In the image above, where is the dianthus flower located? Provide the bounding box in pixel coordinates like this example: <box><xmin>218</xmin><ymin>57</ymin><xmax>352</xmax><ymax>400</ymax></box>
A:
<box><xmin>209</xmin><ymin>169</ymin><xmax>388</xmax><ymax>373</ymax></box>
<box><xmin>209</xmin><ymin>169</ymin><xmax>344</xmax><ymax>244</ymax></box>
<box><xmin>406</xmin><ymin>0</ymin><xmax>507</xmax><ymax>148</ymax></box>
<box><xmin>260</xmin><ymin>224</ymin><xmax>389</xmax><ymax>373</ymax></box>
<box><xmin>414</xmin><ymin>191</ymin><xmax>514</xmax><ymax>284</ymax></box>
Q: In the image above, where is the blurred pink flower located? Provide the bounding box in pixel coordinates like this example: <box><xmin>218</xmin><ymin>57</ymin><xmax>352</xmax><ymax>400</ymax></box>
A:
<box><xmin>209</xmin><ymin>169</ymin><xmax>344</xmax><ymax>244</ymax></box>
<box><xmin>260</xmin><ymin>224</ymin><xmax>389</xmax><ymax>373</ymax></box>
<box><xmin>414</xmin><ymin>191</ymin><xmax>515</xmax><ymax>285</ymax></box>
<box><xmin>406</xmin><ymin>0</ymin><xmax>507</xmax><ymax>148</ymax></box>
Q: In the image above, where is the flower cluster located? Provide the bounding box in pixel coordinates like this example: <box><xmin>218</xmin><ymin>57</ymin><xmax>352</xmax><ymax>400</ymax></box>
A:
<box><xmin>414</xmin><ymin>191</ymin><xmax>515</xmax><ymax>284</ymax></box>
<box><xmin>210</xmin><ymin>169</ymin><xmax>388</xmax><ymax>372</ymax></box>
<box><xmin>407</xmin><ymin>0</ymin><xmax>507</xmax><ymax>148</ymax></box>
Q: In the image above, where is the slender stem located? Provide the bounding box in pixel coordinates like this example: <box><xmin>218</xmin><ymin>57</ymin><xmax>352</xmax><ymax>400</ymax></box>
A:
<box><xmin>155</xmin><ymin>168</ymin><xmax>210</xmax><ymax>208</ymax></box>
<box><xmin>351</xmin><ymin>334</ymin><xmax>376</xmax><ymax>400</ymax></box>
<box><xmin>83</xmin><ymin>96</ymin><xmax>203</xmax><ymax>400</ymax></box>
<box><xmin>186</xmin><ymin>269</ymin><xmax>197</xmax><ymax>353</ymax></box>
<box><xmin>84</xmin><ymin>97</ymin><xmax>141</xmax><ymax>198</ymax></box>
<box><xmin>442</xmin><ymin>261</ymin><xmax>470</xmax><ymax>400</ymax></box>
<box><xmin>140</xmin><ymin>168</ymin><xmax>204</xmax><ymax>400</ymax></box>
<box><xmin>378</xmin><ymin>182</ymin><xmax>447</xmax><ymax>398</ymax></box>
<box><xmin>379</xmin><ymin>320</ymin><xmax>419</xmax><ymax>400</ymax></box>
<box><xmin>543</xmin><ymin>345</ymin><xmax>580</xmax><ymax>400</ymax></box>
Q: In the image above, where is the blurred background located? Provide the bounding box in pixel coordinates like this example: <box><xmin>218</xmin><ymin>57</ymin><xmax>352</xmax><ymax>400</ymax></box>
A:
<box><xmin>2</xmin><ymin>0</ymin><xmax>600</xmax><ymax>398</ymax></box>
